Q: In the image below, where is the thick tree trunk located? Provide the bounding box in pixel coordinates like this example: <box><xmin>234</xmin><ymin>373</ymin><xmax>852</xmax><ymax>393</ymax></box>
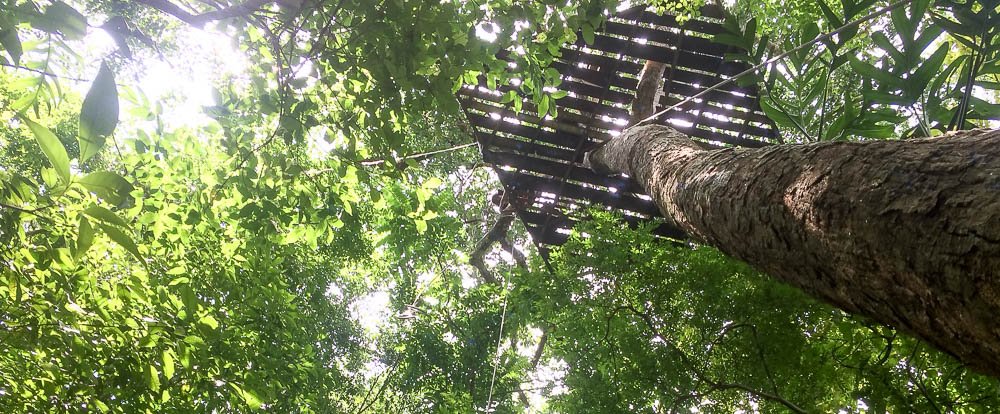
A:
<box><xmin>586</xmin><ymin>124</ymin><xmax>1000</xmax><ymax>376</ymax></box>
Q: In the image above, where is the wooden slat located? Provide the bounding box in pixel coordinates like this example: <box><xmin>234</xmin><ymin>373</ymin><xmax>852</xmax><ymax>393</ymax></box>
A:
<box><xmin>497</xmin><ymin>170</ymin><xmax>660</xmax><ymax>216</ymax></box>
<box><xmin>483</xmin><ymin>150</ymin><xmax>647</xmax><ymax>195</ymax></box>
<box><xmin>477</xmin><ymin>132</ymin><xmax>581</xmax><ymax>161</ymax></box>
<box><xmin>466</xmin><ymin>112</ymin><xmax>588</xmax><ymax>149</ymax></box>
<box><xmin>616</xmin><ymin>8</ymin><xmax>726</xmax><ymax>36</ymax></box>
<box><xmin>582</xmin><ymin>35</ymin><xmax>746</xmax><ymax>77</ymax></box>
<box><xmin>603</xmin><ymin>21</ymin><xmax>730</xmax><ymax>57</ymax></box>
<box><xmin>517</xmin><ymin>209</ymin><xmax>686</xmax><ymax>242</ymax></box>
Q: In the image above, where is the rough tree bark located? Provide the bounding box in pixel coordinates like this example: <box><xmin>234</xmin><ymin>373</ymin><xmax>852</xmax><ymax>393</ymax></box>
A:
<box><xmin>586</xmin><ymin>124</ymin><xmax>1000</xmax><ymax>376</ymax></box>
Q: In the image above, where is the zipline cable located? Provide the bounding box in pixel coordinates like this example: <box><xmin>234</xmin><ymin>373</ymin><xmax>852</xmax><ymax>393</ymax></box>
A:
<box><xmin>485</xmin><ymin>238</ymin><xmax>516</xmax><ymax>412</ymax></box>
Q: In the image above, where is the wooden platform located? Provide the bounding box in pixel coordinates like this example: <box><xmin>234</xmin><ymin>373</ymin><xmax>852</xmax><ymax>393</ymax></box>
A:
<box><xmin>459</xmin><ymin>5</ymin><xmax>780</xmax><ymax>255</ymax></box>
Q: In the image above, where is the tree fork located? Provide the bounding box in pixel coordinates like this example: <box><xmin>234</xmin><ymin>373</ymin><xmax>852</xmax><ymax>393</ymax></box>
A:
<box><xmin>586</xmin><ymin>124</ymin><xmax>1000</xmax><ymax>376</ymax></box>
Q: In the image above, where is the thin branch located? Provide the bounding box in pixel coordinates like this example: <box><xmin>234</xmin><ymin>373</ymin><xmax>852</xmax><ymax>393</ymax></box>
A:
<box><xmin>359</xmin><ymin>142</ymin><xmax>477</xmax><ymax>167</ymax></box>
<box><xmin>0</xmin><ymin>62</ymin><xmax>89</xmax><ymax>82</ymax></box>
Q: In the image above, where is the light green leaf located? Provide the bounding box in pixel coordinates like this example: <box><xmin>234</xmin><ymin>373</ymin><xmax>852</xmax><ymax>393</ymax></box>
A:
<box><xmin>199</xmin><ymin>314</ymin><xmax>219</xmax><ymax>329</ymax></box>
<box><xmin>79</xmin><ymin>62</ymin><xmax>119</xmax><ymax>163</ymax></box>
<box><xmin>183</xmin><ymin>335</ymin><xmax>204</xmax><ymax>346</ymax></box>
<box><xmin>230</xmin><ymin>383</ymin><xmax>264</xmax><ymax>410</ymax></box>
<box><xmin>423</xmin><ymin>177</ymin><xmax>443</xmax><ymax>189</ymax></box>
<box><xmin>21</xmin><ymin>116</ymin><xmax>70</xmax><ymax>185</ymax></box>
<box><xmin>162</xmin><ymin>350</ymin><xmax>176</xmax><ymax>380</ymax></box>
<box><xmin>75</xmin><ymin>217</ymin><xmax>94</xmax><ymax>259</ymax></box>
<box><xmin>78</xmin><ymin>171</ymin><xmax>133</xmax><ymax>205</ymax></box>
<box><xmin>415</xmin><ymin>219</ymin><xmax>428</xmax><ymax>234</ymax></box>
<box><xmin>147</xmin><ymin>364</ymin><xmax>160</xmax><ymax>392</ymax></box>
<box><xmin>98</xmin><ymin>223</ymin><xmax>142</xmax><ymax>261</ymax></box>
<box><xmin>538</xmin><ymin>95</ymin><xmax>550</xmax><ymax>118</ymax></box>
<box><xmin>83</xmin><ymin>205</ymin><xmax>128</xmax><ymax>227</ymax></box>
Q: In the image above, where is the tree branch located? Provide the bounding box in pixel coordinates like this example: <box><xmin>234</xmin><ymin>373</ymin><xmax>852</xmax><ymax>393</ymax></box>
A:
<box><xmin>469</xmin><ymin>210</ymin><xmax>517</xmax><ymax>284</ymax></box>
<box><xmin>629</xmin><ymin>60</ymin><xmax>666</xmax><ymax>126</ymax></box>
<box><xmin>136</xmin><ymin>0</ymin><xmax>276</xmax><ymax>27</ymax></box>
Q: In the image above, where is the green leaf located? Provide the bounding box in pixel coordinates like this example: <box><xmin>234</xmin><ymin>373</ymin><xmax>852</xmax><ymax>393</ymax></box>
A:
<box><xmin>712</xmin><ymin>33</ymin><xmax>748</xmax><ymax>49</ymax></box>
<box><xmin>78</xmin><ymin>171</ymin><xmax>133</xmax><ymax>205</ymax></box>
<box><xmin>183</xmin><ymin>335</ymin><xmax>204</xmax><ymax>346</ymax></box>
<box><xmin>862</xmin><ymin>90</ymin><xmax>915</xmax><ymax>106</ymax></box>
<box><xmin>30</xmin><ymin>1</ymin><xmax>88</xmax><ymax>40</ymax></box>
<box><xmin>908</xmin><ymin>43</ymin><xmax>948</xmax><ymax>95</ymax></box>
<box><xmin>538</xmin><ymin>95</ymin><xmax>550</xmax><ymax>118</ymax></box>
<box><xmin>849</xmin><ymin>57</ymin><xmax>904</xmax><ymax>89</ymax></box>
<box><xmin>230</xmin><ymin>383</ymin><xmax>264</xmax><ymax>410</ymax></box>
<box><xmin>199</xmin><ymin>314</ymin><xmax>219</xmax><ymax>329</ymax></box>
<box><xmin>79</xmin><ymin>62</ymin><xmax>119</xmax><ymax>163</ymax></box>
<box><xmin>83</xmin><ymin>205</ymin><xmax>128</xmax><ymax>227</ymax></box>
<box><xmin>162</xmin><ymin>350</ymin><xmax>176</xmax><ymax>380</ymax></box>
<box><xmin>582</xmin><ymin>24</ymin><xmax>595</xmax><ymax>45</ymax></box>
<box><xmin>98</xmin><ymin>223</ymin><xmax>142</xmax><ymax>261</ymax></box>
<box><xmin>870</xmin><ymin>32</ymin><xmax>903</xmax><ymax>64</ymax></box>
<box><xmin>21</xmin><ymin>116</ymin><xmax>71</xmax><ymax>185</ymax></box>
<box><xmin>423</xmin><ymin>177</ymin><xmax>444</xmax><ymax>189</ymax></box>
<box><xmin>147</xmin><ymin>364</ymin><xmax>160</xmax><ymax>392</ymax></box>
<box><xmin>759</xmin><ymin>98</ymin><xmax>798</xmax><ymax>130</ymax></box>
<box><xmin>415</xmin><ymin>218</ymin><xmax>428</xmax><ymax>234</ymax></box>
<box><xmin>75</xmin><ymin>217</ymin><xmax>94</xmax><ymax>259</ymax></box>
<box><xmin>817</xmin><ymin>1</ymin><xmax>843</xmax><ymax>28</ymax></box>
<box><xmin>0</xmin><ymin>28</ymin><xmax>22</xmax><ymax>65</ymax></box>
<box><xmin>890</xmin><ymin>5</ymin><xmax>914</xmax><ymax>42</ymax></box>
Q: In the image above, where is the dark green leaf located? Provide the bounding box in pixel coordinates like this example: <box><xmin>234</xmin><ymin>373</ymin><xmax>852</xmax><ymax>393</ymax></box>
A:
<box><xmin>21</xmin><ymin>116</ymin><xmax>71</xmax><ymax>185</ymax></box>
<box><xmin>817</xmin><ymin>1</ymin><xmax>844</xmax><ymax>28</ymax></box>
<box><xmin>98</xmin><ymin>223</ymin><xmax>142</xmax><ymax>261</ymax></box>
<box><xmin>78</xmin><ymin>171</ymin><xmax>133</xmax><ymax>205</ymax></box>
<box><xmin>870</xmin><ymin>32</ymin><xmax>903</xmax><ymax>64</ymax></box>
<box><xmin>79</xmin><ymin>62</ymin><xmax>119</xmax><ymax>163</ymax></box>
<box><xmin>30</xmin><ymin>1</ymin><xmax>88</xmax><ymax>40</ymax></box>
<box><xmin>759</xmin><ymin>98</ymin><xmax>798</xmax><ymax>130</ymax></box>
<box><xmin>712</xmin><ymin>33</ymin><xmax>748</xmax><ymax>49</ymax></box>
<box><xmin>908</xmin><ymin>43</ymin><xmax>949</xmax><ymax>95</ymax></box>
<box><xmin>862</xmin><ymin>89</ymin><xmax>916</xmax><ymax>106</ymax></box>
<box><xmin>0</xmin><ymin>28</ymin><xmax>22</xmax><ymax>65</ymax></box>
<box><xmin>582</xmin><ymin>24</ymin><xmax>595</xmax><ymax>45</ymax></box>
<box><xmin>75</xmin><ymin>217</ymin><xmax>94</xmax><ymax>259</ymax></box>
<box><xmin>83</xmin><ymin>205</ymin><xmax>128</xmax><ymax>227</ymax></box>
<box><xmin>848</xmin><ymin>56</ymin><xmax>904</xmax><ymax>89</ymax></box>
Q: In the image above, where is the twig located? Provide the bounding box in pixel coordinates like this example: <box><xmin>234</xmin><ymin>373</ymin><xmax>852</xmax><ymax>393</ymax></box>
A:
<box><xmin>358</xmin><ymin>142</ymin><xmax>477</xmax><ymax>167</ymax></box>
<box><xmin>0</xmin><ymin>62</ymin><xmax>89</xmax><ymax>82</ymax></box>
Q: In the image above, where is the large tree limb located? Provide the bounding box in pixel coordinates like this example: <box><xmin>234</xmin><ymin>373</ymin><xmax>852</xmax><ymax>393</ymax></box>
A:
<box><xmin>629</xmin><ymin>60</ymin><xmax>667</xmax><ymax>126</ymax></box>
<box><xmin>469</xmin><ymin>210</ymin><xmax>526</xmax><ymax>284</ymax></box>
<box><xmin>587</xmin><ymin>124</ymin><xmax>1000</xmax><ymax>376</ymax></box>
<box><xmin>136</xmin><ymin>0</ymin><xmax>276</xmax><ymax>27</ymax></box>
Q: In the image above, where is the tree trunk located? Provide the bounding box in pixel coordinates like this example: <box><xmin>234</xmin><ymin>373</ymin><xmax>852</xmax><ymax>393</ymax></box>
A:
<box><xmin>586</xmin><ymin>124</ymin><xmax>1000</xmax><ymax>376</ymax></box>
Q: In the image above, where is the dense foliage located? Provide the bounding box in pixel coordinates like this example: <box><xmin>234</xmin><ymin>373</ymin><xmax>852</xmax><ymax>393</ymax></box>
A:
<box><xmin>2</xmin><ymin>0</ymin><xmax>999</xmax><ymax>412</ymax></box>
